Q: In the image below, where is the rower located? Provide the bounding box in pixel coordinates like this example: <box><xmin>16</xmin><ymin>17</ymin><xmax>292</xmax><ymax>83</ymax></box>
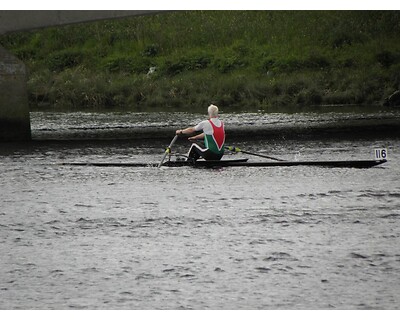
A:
<box><xmin>176</xmin><ymin>104</ymin><xmax>225</xmax><ymax>162</ymax></box>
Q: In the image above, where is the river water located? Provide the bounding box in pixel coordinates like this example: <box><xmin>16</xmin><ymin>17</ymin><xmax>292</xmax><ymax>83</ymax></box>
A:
<box><xmin>1</xmin><ymin>111</ymin><xmax>400</xmax><ymax>309</ymax></box>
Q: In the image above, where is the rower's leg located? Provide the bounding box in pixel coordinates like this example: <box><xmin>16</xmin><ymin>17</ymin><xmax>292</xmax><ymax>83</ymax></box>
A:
<box><xmin>203</xmin><ymin>150</ymin><xmax>223</xmax><ymax>161</ymax></box>
<box><xmin>187</xmin><ymin>144</ymin><xmax>204</xmax><ymax>162</ymax></box>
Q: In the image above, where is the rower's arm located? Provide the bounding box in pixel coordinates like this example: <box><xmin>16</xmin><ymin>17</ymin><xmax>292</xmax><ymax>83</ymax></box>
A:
<box><xmin>176</xmin><ymin>127</ymin><xmax>204</xmax><ymax>141</ymax></box>
<box><xmin>176</xmin><ymin>127</ymin><xmax>196</xmax><ymax>135</ymax></box>
<box><xmin>188</xmin><ymin>133</ymin><xmax>204</xmax><ymax>141</ymax></box>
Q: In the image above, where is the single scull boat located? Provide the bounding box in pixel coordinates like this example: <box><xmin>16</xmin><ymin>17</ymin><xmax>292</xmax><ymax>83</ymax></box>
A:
<box><xmin>61</xmin><ymin>157</ymin><xmax>387</xmax><ymax>169</ymax></box>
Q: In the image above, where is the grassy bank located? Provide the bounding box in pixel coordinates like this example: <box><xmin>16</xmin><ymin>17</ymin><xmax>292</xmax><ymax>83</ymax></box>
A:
<box><xmin>1</xmin><ymin>11</ymin><xmax>400</xmax><ymax>112</ymax></box>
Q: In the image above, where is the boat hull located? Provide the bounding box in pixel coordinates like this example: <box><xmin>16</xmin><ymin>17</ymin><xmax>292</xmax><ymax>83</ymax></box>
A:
<box><xmin>62</xmin><ymin>158</ymin><xmax>387</xmax><ymax>169</ymax></box>
<box><xmin>163</xmin><ymin>159</ymin><xmax>387</xmax><ymax>168</ymax></box>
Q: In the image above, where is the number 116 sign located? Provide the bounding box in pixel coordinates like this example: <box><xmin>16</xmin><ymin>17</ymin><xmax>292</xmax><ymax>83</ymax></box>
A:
<box><xmin>374</xmin><ymin>148</ymin><xmax>388</xmax><ymax>160</ymax></box>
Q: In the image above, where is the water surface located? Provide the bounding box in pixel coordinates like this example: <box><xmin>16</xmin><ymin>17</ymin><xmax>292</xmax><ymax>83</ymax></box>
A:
<box><xmin>0</xmin><ymin>112</ymin><xmax>399</xmax><ymax>309</ymax></box>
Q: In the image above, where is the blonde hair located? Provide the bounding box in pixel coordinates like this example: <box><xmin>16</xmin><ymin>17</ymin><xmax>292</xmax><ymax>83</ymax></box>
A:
<box><xmin>208</xmin><ymin>104</ymin><xmax>219</xmax><ymax>117</ymax></box>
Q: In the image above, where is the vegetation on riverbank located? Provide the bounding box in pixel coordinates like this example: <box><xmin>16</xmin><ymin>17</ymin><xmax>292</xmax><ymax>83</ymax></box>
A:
<box><xmin>1</xmin><ymin>11</ymin><xmax>400</xmax><ymax>112</ymax></box>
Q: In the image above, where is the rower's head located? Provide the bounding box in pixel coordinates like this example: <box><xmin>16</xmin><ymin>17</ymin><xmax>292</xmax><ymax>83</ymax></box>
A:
<box><xmin>208</xmin><ymin>104</ymin><xmax>219</xmax><ymax>118</ymax></box>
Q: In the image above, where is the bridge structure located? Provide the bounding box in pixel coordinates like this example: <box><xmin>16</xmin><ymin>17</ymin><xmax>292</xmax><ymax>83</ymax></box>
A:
<box><xmin>0</xmin><ymin>10</ymin><xmax>162</xmax><ymax>141</ymax></box>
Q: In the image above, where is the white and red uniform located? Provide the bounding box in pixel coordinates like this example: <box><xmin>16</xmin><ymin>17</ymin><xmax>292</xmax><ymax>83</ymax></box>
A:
<box><xmin>188</xmin><ymin>118</ymin><xmax>225</xmax><ymax>160</ymax></box>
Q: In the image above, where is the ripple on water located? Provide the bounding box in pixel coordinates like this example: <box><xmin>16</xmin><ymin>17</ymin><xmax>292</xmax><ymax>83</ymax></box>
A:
<box><xmin>1</xmin><ymin>134</ymin><xmax>400</xmax><ymax>309</ymax></box>
<box><xmin>263</xmin><ymin>252</ymin><xmax>298</xmax><ymax>262</ymax></box>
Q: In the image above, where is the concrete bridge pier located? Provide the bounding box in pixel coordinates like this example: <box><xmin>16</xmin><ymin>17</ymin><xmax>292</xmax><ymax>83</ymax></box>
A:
<box><xmin>0</xmin><ymin>45</ymin><xmax>31</xmax><ymax>141</ymax></box>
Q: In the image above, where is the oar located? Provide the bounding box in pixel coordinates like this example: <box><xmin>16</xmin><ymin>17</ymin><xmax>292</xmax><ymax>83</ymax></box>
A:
<box><xmin>226</xmin><ymin>146</ymin><xmax>286</xmax><ymax>162</ymax></box>
<box><xmin>158</xmin><ymin>135</ymin><xmax>179</xmax><ymax>168</ymax></box>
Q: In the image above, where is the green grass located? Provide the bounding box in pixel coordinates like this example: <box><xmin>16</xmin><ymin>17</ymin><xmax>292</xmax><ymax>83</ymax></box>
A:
<box><xmin>1</xmin><ymin>11</ymin><xmax>400</xmax><ymax>112</ymax></box>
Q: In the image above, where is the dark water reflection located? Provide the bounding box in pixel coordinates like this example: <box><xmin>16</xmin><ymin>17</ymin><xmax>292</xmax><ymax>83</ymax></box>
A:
<box><xmin>29</xmin><ymin>109</ymin><xmax>400</xmax><ymax>140</ymax></box>
<box><xmin>0</xmin><ymin>112</ymin><xmax>399</xmax><ymax>309</ymax></box>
